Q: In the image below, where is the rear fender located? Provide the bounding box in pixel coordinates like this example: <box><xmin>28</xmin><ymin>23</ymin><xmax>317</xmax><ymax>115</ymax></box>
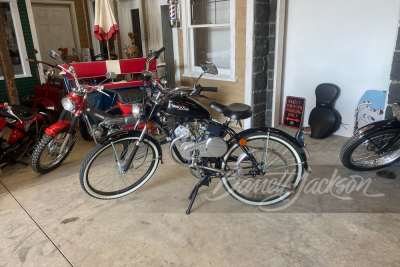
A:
<box><xmin>230</xmin><ymin>126</ymin><xmax>309</xmax><ymax>171</ymax></box>
<box><xmin>36</xmin><ymin>111</ymin><xmax>51</xmax><ymax>125</ymax></box>
<box><xmin>30</xmin><ymin>113</ymin><xmax>47</xmax><ymax>125</ymax></box>
<box><xmin>357</xmin><ymin>119</ymin><xmax>400</xmax><ymax>137</ymax></box>
<box><xmin>9</xmin><ymin>114</ymin><xmax>48</xmax><ymax>144</ymax></box>
<box><xmin>98</xmin><ymin>130</ymin><xmax>163</xmax><ymax>161</ymax></box>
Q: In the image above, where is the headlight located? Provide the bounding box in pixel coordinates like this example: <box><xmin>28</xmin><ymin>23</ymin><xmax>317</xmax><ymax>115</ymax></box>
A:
<box><xmin>393</xmin><ymin>103</ymin><xmax>400</xmax><ymax>120</ymax></box>
<box><xmin>132</xmin><ymin>103</ymin><xmax>142</xmax><ymax>118</ymax></box>
<box><xmin>61</xmin><ymin>96</ymin><xmax>75</xmax><ymax>111</ymax></box>
<box><xmin>44</xmin><ymin>67</ymin><xmax>54</xmax><ymax>77</ymax></box>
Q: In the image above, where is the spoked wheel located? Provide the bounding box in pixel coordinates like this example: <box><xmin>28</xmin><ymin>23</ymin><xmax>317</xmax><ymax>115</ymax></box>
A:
<box><xmin>341</xmin><ymin>128</ymin><xmax>400</xmax><ymax>171</ymax></box>
<box><xmin>222</xmin><ymin>132</ymin><xmax>304</xmax><ymax>206</ymax></box>
<box><xmin>31</xmin><ymin>128</ymin><xmax>76</xmax><ymax>174</ymax></box>
<box><xmin>79</xmin><ymin>135</ymin><xmax>160</xmax><ymax>199</ymax></box>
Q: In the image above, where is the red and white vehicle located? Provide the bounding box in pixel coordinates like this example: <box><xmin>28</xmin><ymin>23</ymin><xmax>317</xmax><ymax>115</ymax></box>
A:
<box><xmin>31</xmin><ymin>49</ymin><xmax>166</xmax><ymax>174</ymax></box>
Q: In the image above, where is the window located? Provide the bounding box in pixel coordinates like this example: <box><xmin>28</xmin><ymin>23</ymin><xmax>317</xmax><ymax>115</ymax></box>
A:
<box><xmin>182</xmin><ymin>0</ymin><xmax>236</xmax><ymax>81</ymax></box>
<box><xmin>0</xmin><ymin>1</ymin><xmax>31</xmax><ymax>79</ymax></box>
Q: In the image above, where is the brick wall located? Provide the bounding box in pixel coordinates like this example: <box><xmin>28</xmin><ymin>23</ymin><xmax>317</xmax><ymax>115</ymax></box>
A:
<box><xmin>386</xmin><ymin>25</ymin><xmax>400</xmax><ymax>119</ymax></box>
<box><xmin>251</xmin><ymin>0</ymin><xmax>276</xmax><ymax>127</ymax></box>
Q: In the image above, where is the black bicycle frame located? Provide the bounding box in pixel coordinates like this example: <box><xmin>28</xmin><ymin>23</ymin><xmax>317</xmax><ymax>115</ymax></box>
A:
<box><xmin>121</xmin><ymin>92</ymin><xmax>263</xmax><ymax>173</ymax></box>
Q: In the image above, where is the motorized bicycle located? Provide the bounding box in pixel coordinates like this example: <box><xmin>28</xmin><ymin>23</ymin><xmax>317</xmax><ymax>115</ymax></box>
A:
<box><xmin>31</xmin><ymin>50</ymin><xmax>166</xmax><ymax>174</ymax></box>
<box><xmin>340</xmin><ymin>103</ymin><xmax>400</xmax><ymax>171</ymax></box>
<box><xmin>79</xmin><ymin>48</ymin><xmax>310</xmax><ymax>214</ymax></box>
<box><xmin>27</xmin><ymin>48</ymin><xmax>66</xmax><ymax>124</ymax></box>
<box><xmin>0</xmin><ymin>103</ymin><xmax>46</xmax><ymax>170</ymax></box>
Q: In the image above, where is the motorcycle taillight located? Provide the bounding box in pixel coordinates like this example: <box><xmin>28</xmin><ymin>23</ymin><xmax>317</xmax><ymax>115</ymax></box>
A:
<box><xmin>24</xmin><ymin>121</ymin><xmax>31</xmax><ymax>131</ymax></box>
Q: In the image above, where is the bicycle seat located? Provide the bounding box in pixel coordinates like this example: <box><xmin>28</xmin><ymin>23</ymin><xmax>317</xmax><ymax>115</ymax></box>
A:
<box><xmin>114</xmin><ymin>89</ymin><xmax>145</xmax><ymax>104</ymax></box>
<box><xmin>210</xmin><ymin>102</ymin><xmax>253</xmax><ymax>120</ymax></box>
<box><xmin>0</xmin><ymin>105</ymin><xmax>36</xmax><ymax>121</ymax></box>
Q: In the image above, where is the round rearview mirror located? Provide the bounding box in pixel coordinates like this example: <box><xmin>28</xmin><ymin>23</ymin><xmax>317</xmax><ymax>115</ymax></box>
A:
<box><xmin>199</xmin><ymin>61</ymin><xmax>218</xmax><ymax>75</ymax></box>
<box><xmin>48</xmin><ymin>50</ymin><xmax>60</xmax><ymax>60</ymax></box>
<box><xmin>105</xmin><ymin>71</ymin><xmax>117</xmax><ymax>80</ymax></box>
<box><xmin>160</xmin><ymin>77</ymin><xmax>168</xmax><ymax>86</ymax></box>
<box><xmin>141</xmin><ymin>70</ymin><xmax>153</xmax><ymax>82</ymax></box>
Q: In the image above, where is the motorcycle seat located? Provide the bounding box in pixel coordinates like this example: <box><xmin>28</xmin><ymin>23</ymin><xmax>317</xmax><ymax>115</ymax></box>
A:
<box><xmin>113</xmin><ymin>89</ymin><xmax>145</xmax><ymax>105</ymax></box>
<box><xmin>210</xmin><ymin>102</ymin><xmax>253</xmax><ymax>120</ymax></box>
<box><xmin>0</xmin><ymin>105</ymin><xmax>35</xmax><ymax>121</ymax></box>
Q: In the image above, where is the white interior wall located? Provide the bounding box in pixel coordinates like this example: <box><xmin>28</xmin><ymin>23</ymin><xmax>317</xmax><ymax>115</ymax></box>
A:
<box><xmin>282</xmin><ymin>0</ymin><xmax>400</xmax><ymax>137</ymax></box>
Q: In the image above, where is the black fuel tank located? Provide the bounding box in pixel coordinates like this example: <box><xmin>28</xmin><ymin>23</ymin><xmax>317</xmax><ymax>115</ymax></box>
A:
<box><xmin>163</xmin><ymin>95</ymin><xmax>210</xmax><ymax>119</ymax></box>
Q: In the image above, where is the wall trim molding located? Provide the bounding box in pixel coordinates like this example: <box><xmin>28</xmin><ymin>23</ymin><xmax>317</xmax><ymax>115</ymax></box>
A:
<box><xmin>272</xmin><ymin>0</ymin><xmax>287</xmax><ymax>126</ymax></box>
<box><xmin>244</xmin><ymin>0</ymin><xmax>254</xmax><ymax>129</ymax></box>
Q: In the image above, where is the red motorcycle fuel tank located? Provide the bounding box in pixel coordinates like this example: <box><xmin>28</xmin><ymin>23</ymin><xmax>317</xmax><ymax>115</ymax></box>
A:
<box><xmin>163</xmin><ymin>95</ymin><xmax>210</xmax><ymax>119</ymax></box>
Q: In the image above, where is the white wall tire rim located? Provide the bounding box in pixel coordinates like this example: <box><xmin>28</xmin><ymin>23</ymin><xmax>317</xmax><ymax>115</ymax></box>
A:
<box><xmin>221</xmin><ymin>135</ymin><xmax>302</xmax><ymax>206</ymax></box>
<box><xmin>83</xmin><ymin>137</ymin><xmax>159</xmax><ymax>199</ymax></box>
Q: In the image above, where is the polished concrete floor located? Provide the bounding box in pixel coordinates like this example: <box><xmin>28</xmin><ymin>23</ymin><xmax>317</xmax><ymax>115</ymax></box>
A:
<box><xmin>1</xmin><ymin>126</ymin><xmax>400</xmax><ymax>266</ymax></box>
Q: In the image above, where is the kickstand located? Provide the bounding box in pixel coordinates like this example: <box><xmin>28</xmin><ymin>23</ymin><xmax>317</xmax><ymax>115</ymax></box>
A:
<box><xmin>186</xmin><ymin>176</ymin><xmax>210</xmax><ymax>215</ymax></box>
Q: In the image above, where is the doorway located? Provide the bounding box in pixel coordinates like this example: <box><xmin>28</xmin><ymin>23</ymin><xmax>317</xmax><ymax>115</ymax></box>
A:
<box><xmin>32</xmin><ymin>3</ymin><xmax>79</xmax><ymax>72</ymax></box>
<box><xmin>130</xmin><ymin>9</ymin><xmax>143</xmax><ymax>56</ymax></box>
<box><xmin>117</xmin><ymin>0</ymin><xmax>147</xmax><ymax>59</ymax></box>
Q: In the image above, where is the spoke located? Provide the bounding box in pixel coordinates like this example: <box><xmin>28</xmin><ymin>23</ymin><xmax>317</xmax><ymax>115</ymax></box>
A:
<box><xmin>265</xmin><ymin>163</ymin><xmax>301</xmax><ymax>172</ymax></box>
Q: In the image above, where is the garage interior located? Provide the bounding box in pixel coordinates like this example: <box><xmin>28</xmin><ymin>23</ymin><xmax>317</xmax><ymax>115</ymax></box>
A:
<box><xmin>1</xmin><ymin>0</ymin><xmax>400</xmax><ymax>266</ymax></box>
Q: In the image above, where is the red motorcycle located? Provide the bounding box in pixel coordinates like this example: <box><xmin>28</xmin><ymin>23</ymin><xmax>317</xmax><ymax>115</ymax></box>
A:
<box><xmin>28</xmin><ymin>48</ymin><xmax>66</xmax><ymax>124</ymax></box>
<box><xmin>0</xmin><ymin>103</ymin><xmax>46</xmax><ymax>171</ymax></box>
<box><xmin>31</xmin><ymin>50</ymin><xmax>162</xmax><ymax>174</ymax></box>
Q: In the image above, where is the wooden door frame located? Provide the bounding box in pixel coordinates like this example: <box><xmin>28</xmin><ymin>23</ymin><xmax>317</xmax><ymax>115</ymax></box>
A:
<box><xmin>29</xmin><ymin>0</ymin><xmax>82</xmax><ymax>66</ymax></box>
<box><xmin>116</xmin><ymin>0</ymin><xmax>147</xmax><ymax>59</ymax></box>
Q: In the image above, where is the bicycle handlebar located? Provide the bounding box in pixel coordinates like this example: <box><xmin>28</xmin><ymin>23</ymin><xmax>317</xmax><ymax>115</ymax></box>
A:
<box><xmin>201</xmin><ymin>87</ymin><xmax>218</xmax><ymax>92</ymax></box>
<box><xmin>152</xmin><ymin>47</ymin><xmax>165</xmax><ymax>59</ymax></box>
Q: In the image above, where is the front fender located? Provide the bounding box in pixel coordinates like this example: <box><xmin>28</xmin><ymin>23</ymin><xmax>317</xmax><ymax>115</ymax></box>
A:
<box><xmin>232</xmin><ymin>126</ymin><xmax>309</xmax><ymax>171</ymax></box>
<box><xmin>45</xmin><ymin>120</ymin><xmax>71</xmax><ymax>136</ymax></box>
<box><xmin>357</xmin><ymin>119</ymin><xmax>400</xmax><ymax>136</ymax></box>
<box><xmin>98</xmin><ymin>130</ymin><xmax>163</xmax><ymax>161</ymax></box>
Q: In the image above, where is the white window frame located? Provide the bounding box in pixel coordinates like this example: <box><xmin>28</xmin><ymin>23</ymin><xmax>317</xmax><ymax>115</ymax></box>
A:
<box><xmin>0</xmin><ymin>0</ymin><xmax>32</xmax><ymax>80</ymax></box>
<box><xmin>181</xmin><ymin>0</ymin><xmax>236</xmax><ymax>82</ymax></box>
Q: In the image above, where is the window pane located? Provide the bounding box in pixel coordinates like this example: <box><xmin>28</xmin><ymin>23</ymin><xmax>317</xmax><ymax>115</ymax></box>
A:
<box><xmin>191</xmin><ymin>0</ymin><xmax>230</xmax><ymax>25</ymax></box>
<box><xmin>193</xmin><ymin>27</ymin><xmax>230</xmax><ymax>69</ymax></box>
<box><xmin>0</xmin><ymin>3</ymin><xmax>24</xmax><ymax>77</ymax></box>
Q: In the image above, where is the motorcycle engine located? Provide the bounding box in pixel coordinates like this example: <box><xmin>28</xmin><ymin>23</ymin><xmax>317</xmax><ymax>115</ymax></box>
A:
<box><xmin>174</xmin><ymin>123</ymin><xmax>228</xmax><ymax>160</ymax></box>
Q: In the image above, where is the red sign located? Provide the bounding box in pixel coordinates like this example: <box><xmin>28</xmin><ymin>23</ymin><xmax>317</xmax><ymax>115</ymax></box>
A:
<box><xmin>283</xmin><ymin>96</ymin><xmax>305</xmax><ymax>129</ymax></box>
